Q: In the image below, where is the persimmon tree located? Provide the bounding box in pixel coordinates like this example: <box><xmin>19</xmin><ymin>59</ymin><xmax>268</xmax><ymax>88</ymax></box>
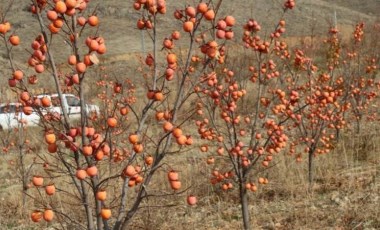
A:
<box><xmin>337</xmin><ymin>22</ymin><xmax>380</xmax><ymax>134</ymax></box>
<box><xmin>192</xmin><ymin>1</ymin><xmax>297</xmax><ymax>229</ymax></box>
<box><xmin>283</xmin><ymin>23</ymin><xmax>380</xmax><ymax>184</ymax></box>
<box><xmin>0</xmin><ymin>0</ymin><xmax>243</xmax><ymax>229</ymax></box>
<box><xmin>0</xmin><ymin>105</ymin><xmax>35</xmax><ymax>208</ymax></box>
<box><xmin>191</xmin><ymin>0</ymin><xmax>378</xmax><ymax>228</ymax></box>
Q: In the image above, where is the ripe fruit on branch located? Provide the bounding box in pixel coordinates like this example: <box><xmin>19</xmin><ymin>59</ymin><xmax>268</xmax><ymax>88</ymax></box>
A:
<box><xmin>129</xmin><ymin>134</ymin><xmax>139</xmax><ymax>144</ymax></box>
<box><xmin>13</xmin><ymin>70</ymin><xmax>23</xmax><ymax>80</ymax></box>
<box><xmin>43</xmin><ymin>209</ymin><xmax>54</xmax><ymax>222</ymax></box>
<box><xmin>96</xmin><ymin>189</ymin><xmax>107</xmax><ymax>201</ymax></box>
<box><xmin>31</xmin><ymin>210</ymin><xmax>42</xmax><ymax>223</ymax></box>
<box><xmin>124</xmin><ymin>165</ymin><xmax>137</xmax><ymax>177</ymax></box>
<box><xmin>145</xmin><ymin>155</ymin><xmax>154</xmax><ymax>165</ymax></box>
<box><xmin>76</xmin><ymin>62</ymin><xmax>86</xmax><ymax>73</ymax></box>
<box><xmin>170</xmin><ymin>180</ymin><xmax>181</xmax><ymax>190</ymax></box>
<box><xmin>107</xmin><ymin>117</ymin><xmax>117</xmax><ymax>127</ymax></box>
<box><xmin>183</xmin><ymin>21</ymin><xmax>194</xmax><ymax>32</ymax></box>
<box><xmin>176</xmin><ymin>135</ymin><xmax>187</xmax><ymax>145</ymax></box>
<box><xmin>45</xmin><ymin>131</ymin><xmax>56</xmax><ymax>144</ymax></box>
<box><xmin>55</xmin><ymin>1</ymin><xmax>67</xmax><ymax>14</ymax></box>
<box><xmin>197</xmin><ymin>3</ymin><xmax>208</xmax><ymax>14</ymax></box>
<box><xmin>167</xmin><ymin>53</ymin><xmax>177</xmax><ymax>64</ymax></box>
<box><xmin>32</xmin><ymin>175</ymin><xmax>44</xmax><ymax>187</ymax></box>
<box><xmin>187</xmin><ymin>195</ymin><xmax>197</xmax><ymax>205</ymax></box>
<box><xmin>163</xmin><ymin>121</ymin><xmax>174</xmax><ymax>132</ymax></box>
<box><xmin>101</xmin><ymin>208</ymin><xmax>111</xmax><ymax>220</ymax></box>
<box><xmin>86</xmin><ymin>165</ymin><xmax>98</xmax><ymax>177</ymax></box>
<box><xmin>9</xmin><ymin>35</ymin><xmax>20</xmax><ymax>46</ymax></box>
<box><xmin>76</xmin><ymin>168</ymin><xmax>87</xmax><ymax>180</ymax></box>
<box><xmin>88</xmin><ymin>15</ymin><xmax>99</xmax><ymax>26</ymax></box>
<box><xmin>45</xmin><ymin>184</ymin><xmax>56</xmax><ymax>195</ymax></box>
<box><xmin>168</xmin><ymin>170</ymin><xmax>179</xmax><ymax>181</ymax></box>
<box><xmin>225</xmin><ymin>15</ymin><xmax>236</xmax><ymax>26</ymax></box>
<box><xmin>204</xmin><ymin>9</ymin><xmax>215</xmax><ymax>20</ymax></box>
<box><xmin>65</xmin><ymin>0</ymin><xmax>77</xmax><ymax>9</ymax></box>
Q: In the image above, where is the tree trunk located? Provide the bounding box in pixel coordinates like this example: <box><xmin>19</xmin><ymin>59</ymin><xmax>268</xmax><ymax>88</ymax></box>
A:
<box><xmin>355</xmin><ymin>118</ymin><xmax>361</xmax><ymax>134</ymax></box>
<box><xmin>240</xmin><ymin>183</ymin><xmax>250</xmax><ymax>230</ymax></box>
<box><xmin>308</xmin><ymin>148</ymin><xmax>314</xmax><ymax>185</ymax></box>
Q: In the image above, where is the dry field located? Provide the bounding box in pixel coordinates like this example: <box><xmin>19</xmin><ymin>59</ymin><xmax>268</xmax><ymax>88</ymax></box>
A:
<box><xmin>0</xmin><ymin>0</ymin><xmax>379</xmax><ymax>229</ymax></box>
<box><xmin>0</xmin><ymin>126</ymin><xmax>379</xmax><ymax>229</ymax></box>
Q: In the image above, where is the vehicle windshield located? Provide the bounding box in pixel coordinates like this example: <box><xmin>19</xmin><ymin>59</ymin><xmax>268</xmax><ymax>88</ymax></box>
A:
<box><xmin>0</xmin><ymin>104</ymin><xmax>22</xmax><ymax>114</ymax></box>
<box><xmin>66</xmin><ymin>96</ymin><xmax>81</xmax><ymax>106</ymax></box>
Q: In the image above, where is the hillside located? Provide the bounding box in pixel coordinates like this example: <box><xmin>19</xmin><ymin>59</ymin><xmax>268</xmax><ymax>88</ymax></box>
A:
<box><xmin>1</xmin><ymin>0</ymin><xmax>378</xmax><ymax>59</ymax></box>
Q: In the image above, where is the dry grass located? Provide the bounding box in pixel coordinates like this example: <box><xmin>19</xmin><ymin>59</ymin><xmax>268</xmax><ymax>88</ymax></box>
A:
<box><xmin>0</xmin><ymin>121</ymin><xmax>379</xmax><ymax>229</ymax></box>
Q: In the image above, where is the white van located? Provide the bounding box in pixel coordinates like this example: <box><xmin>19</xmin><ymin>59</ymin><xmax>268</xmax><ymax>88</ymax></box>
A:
<box><xmin>0</xmin><ymin>103</ymin><xmax>40</xmax><ymax>130</ymax></box>
<box><xmin>0</xmin><ymin>94</ymin><xmax>100</xmax><ymax>130</ymax></box>
<box><xmin>35</xmin><ymin>94</ymin><xmax>100</xmax><ymax>119</ymax></box>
